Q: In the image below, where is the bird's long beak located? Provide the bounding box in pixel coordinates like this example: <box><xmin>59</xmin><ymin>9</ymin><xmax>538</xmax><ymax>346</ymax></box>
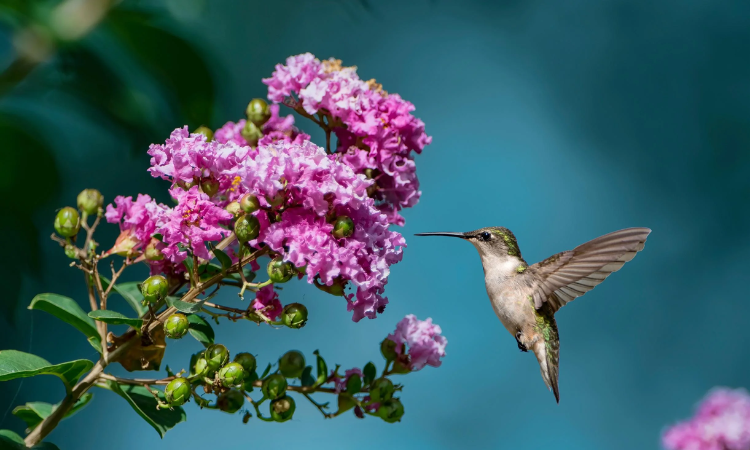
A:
<box><xmin>414</xmin><ymin>232</ymin><xmax>468</xmax><ymax>239</ymax></box>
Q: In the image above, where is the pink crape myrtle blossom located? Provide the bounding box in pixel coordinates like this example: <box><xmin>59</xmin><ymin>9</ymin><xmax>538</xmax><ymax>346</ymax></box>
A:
<box><xmin>662</xmin><ymin>387</ymin><xmax>750</xmax><ymax>450</ymax></box>
<box><xmin>387</xmin><ymin>314</ymin><xmax>447</xmax><ymax>370</ymax></box>
<box><xmin>250</xmin><ymin>285</ymin><xmax>283</xmax><ymax>321</ymax></box>
<box><xmin>104</xmin><ymin>194</ymin><xmax>169</xmax><ymax>257</ymax></box>
<box><xmin>214</xmin><ymin>119</ymin><xmax>247</xmax><ymax>147</ymax></box>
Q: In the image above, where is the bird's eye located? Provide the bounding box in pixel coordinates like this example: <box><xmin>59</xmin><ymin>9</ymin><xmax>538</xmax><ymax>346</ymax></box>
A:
<box><xmin>480</xmin><ymin>231</ymin><xmax>491</xmax><ymax>241</ymax></box>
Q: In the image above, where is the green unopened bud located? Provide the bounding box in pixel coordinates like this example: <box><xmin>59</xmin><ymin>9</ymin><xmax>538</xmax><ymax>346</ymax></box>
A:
<box><xmin>205</xmin><ymin>344</ymin><xmax>230</xmax><ymax>372</ymax></box>
<box><xmin>267</xmin><ymin>258</ymin><xmax>295</xmax><ymax>283</ymax></box>
<box><xmin>281</xmin><ymin>303</ymin><xmax>308</xmax><ymax>329</ymax></box>
<box><xmin>369</xmin><ymin>378</ymin><xmax>394</xmax><ymax>402</ymax></box>
<box><xmin>54</xmin><ymin>207</ymin><xmax>80</xmax><ymax>238</ymax></box>
<box><xmin>278</xmin><ymin>351</ymin><xmax>305</xmax><ymax>378</ymax></box>
<box><xmin>218</xmin><ymin>362</ymin><xmax>246</xmax><ymax>387</ymax></box>
<box><xmin>144</xmin><ymin>239</ymin><xmax>164</xmax><ymax>261</ymax></box>
<box><xmin>64</xmin><ymin>244</ymin><xmax>77</xmax><ymax>259</ymax></box>
<box><xmin>391</xmin><ymin>359</ymin><xmax>411</xmax><ymax>374</ymax></box>
<box><xmin>225</xmin><ymin>201</ymin><xmax>242</xmax><ymax>217</ymax></box>
<box><xmin>270</xmin><ymin>395</ymin><xmax>296</xmax><ymax>422</ymax></box>
<box><xmin>164</xmin><ymin>377</ymin><xmax>191</xmax><ymax>406</ymax></box>
<box><xmin>234</xmin><ymin>214</ymin><xmax>260</xmax><ymax>243</ymax></box>
<box><xmin>265</xmin><ymin>191</ymin><xmax>285</xmax><ymax>207</ymax></box>
<box><xmin>232</xmin><ymin>353</ymin><xmax>257</xmax><ymax>376</ymax></box>
<box><xmin>76</xmin><ymin>189</ymin><xmax>103</xmax><ymax>216</ymax></box>
<box><xmin>261</xmin><ymin>373</ymin><xmax>288</xmax><ymax>400</ymax></box>
<box><xmin>346</xmin><ymin>373</ymin><xmax>362</xmax><ymax>394</ymax></box>
<box><xmin>377</xmin><ymin>398</ymin><xmax>404</xmax><ymax>423</ymax></box>
<box><xmin>380</xmin><ymin>338</ymin><xmax>398</xmax><ymax>361</ymax></box>
<box><xmin>193</xmin><ymin>357</ymin><xmax>209</xmax><ymax>377</ymax></box>
<box><xmin>164</xmin><ymin>313</ymin><xmax>189</xmax><ymax>339</ymax></box>
<box><xmin>239</xmin><ymin>194</ymin><xmax>261</xmax><ymax>213</ymax></box>
<box><xmin>140</xmin><ymin>275</ymin><xmax>168</xmax><ymax>304</ymax></box>
<box><xmin>332</xmin><ymin>216</ymin><xmax>354</xmax><ymax>239</ymax></box>
<box><xmin>246</xmin><ymin>98</ymin><xmax>271</xmax><ymax>126</ymax></box>
<box><xmin>194</xmin><ymin>125</ymin><xmax>214</xmax><ymax>141</ymax></box>
<box><xmin>241</xmin><ymin>121</ymin><xmax>262</xmax><ymax>146</ymax></box>
<box><xmin>217</xmin><ymin>389</ymin><xmax>244</xmax><ymax>413</ymax></box>
<box><xmin>200</xmin><ymin>178</ymin><xmax>220</xmax><ymax>197</ymax></box>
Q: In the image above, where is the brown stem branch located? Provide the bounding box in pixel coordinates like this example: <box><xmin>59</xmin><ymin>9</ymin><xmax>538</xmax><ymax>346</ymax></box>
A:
<box><xmin>98</xmin><ymin>373</ymin><xmax>175</xmax><ymax>386</ymax></box>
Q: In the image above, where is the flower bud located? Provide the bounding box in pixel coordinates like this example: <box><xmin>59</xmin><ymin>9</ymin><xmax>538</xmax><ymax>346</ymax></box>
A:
<box><xmin>164</xmin><ymin>313</ymin><xmax>189</xmax><ymax>339</ymax></box>
<box><xmin>391</xmin><ymin>359</ymin><xmax>411</xmax><ymax>374</ymax></box>
<box><xmin>267</xmin><ymin>258</ymin><xmax>295</xmax><ymax>283</ymax></box>
<box><xmin>265</xmin><ymin>191</ymin><xmax>285</xmax><ymax>207</ymax></box>
<box><xmin>261</xmin><ymin>373</ymin><xmax>287</xmax><ymax>400</ymax></box>
<box><xmin>233</xmin><ymin>352</ymin><xmax>257</xmax><ymax>374</ymax></box>
<box><xmin>216</xmin><ymin>389</ymin><xmax>244</xmax><ymax>414</ymax></box>
<box><xmin>200</xmin><ymin>178</ymin><xmax>220</xmax><ymax>198</ymax></box>
<box><xmin>164</xmin><ymin>377</ymin><xmax>191</xmax><ymax>407</ymax></box>
<box><xmin>241</xmin><ymin>120</ymin><xmax>262</xmax><ymax>146</ymax></box>
<box><xmin>225</xmin><ymin>201</ymin><xmax>242</xmax><ymax>217</ymax></box>
<box><xmin>278</xmin><ymin>351</ymin><xmax>305</xmax><ymax>378</ymax></box>
<box><xmin>204</xmin><ymin>344</ymin><xmax>230</xmax><ymax>372</ymax></box>
<box><xmin>246</xmin><ymin>98</ymin><xmax>271</xmax><ymax>126</ymax></box>
<box><xmin>54</xmin><ymin>207</ymin><xmax>80</xmax><ymax>238</ymax></box>
<box><xmin>369</xmin><ymin>378</ymin><xmax>394</xmax><ymax>402</ymax></box>
<box><xmin>76</xmin><ymin>189</ymin><xmax>103</xmax><ymax>216</ymax></box>
<box><xmin>64</xmin><ymin>244</ymin><xmax>77</xmax><ymax>259</ymax></box>
<box><xmin>239</xmin><ymin>193</ymin><xmax>260</xmax><ymax>214</ymax></box>
<box><xmin>234</xmin><ymin>214</ymin><xmax>260</xmax><ymax>243</ymax></box>
<box><xmin>269</xmin><ymin>395</ymin><xmax>296</xmax><ymax>422</ymax></box>
<box><xmin>332</xmin><ymin>216</ymin><xmax>354</xmax><ymax>239</ymax></box>
<box><xmin>218</xmin><ymin>362</ymin><xmax>246</xmax><ymax>387</ymax></box>
<box><xmin>377</xmin><ymin>398</ymin><xmax>404</xmax><ymax>423</ymax></box>
<box><xmin>380</xmin><ymin>338</ymin><xmax>398</xmax><ymax>361</ymax></box>
<box><xmin>281</xmin><ymin>303</ymin><xmax>308</xmax><ymax>329</ymax></box>
<box><xmin>193</xmin><ymin>357</ymin><xmax>209</xmax><ymax>377</ymax></box>
<box><xmin>194</xmin><ymin>125</ymin><xmax>214</xmax><ymax>141</ymax></box>
<box><xmin>144</xmin><ymin>239</ymin><xmax>164</xmax><ymax>261</ymax></box>
<box><xmin>314</xmin><ymin>276</ymin><xmax>346</xmax><ymax>296</ymax></box>
<box><xmin>140</xmin><ymin>275</ymin><xmax>168</xmax><ymax>304</ymax></box>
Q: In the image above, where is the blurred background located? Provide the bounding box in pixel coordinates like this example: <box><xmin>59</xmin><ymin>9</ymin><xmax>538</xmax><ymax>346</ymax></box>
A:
<box><xmin>1</xmin><ymin>0</ymin><xmax>749</xmax><ymax>449</ymax></box>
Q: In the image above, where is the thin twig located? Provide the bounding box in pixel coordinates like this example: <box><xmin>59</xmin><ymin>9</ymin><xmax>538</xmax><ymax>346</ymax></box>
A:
<box><xmin>98</xmin><ymin>373</ymin><xmax>175</xmax><ymax>386</ymax></box>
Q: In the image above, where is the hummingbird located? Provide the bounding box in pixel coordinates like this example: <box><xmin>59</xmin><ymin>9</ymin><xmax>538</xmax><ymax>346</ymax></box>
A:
<box><xmin>415</xmin><ymin>227</ymin><xmax>651</xmax><ymax>403</ymax></box>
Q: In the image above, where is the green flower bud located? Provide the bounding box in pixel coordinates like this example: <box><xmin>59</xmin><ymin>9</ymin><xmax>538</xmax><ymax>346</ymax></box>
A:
<box><xmin>281</xmin><ymin>303</ymin><xmax>308</xmax><ymax>329</ymax></box>
<box><xmin>204</xmin><ymin>344</ymin><xmax>230</xmax><ymax>372</ymax></box>
<box><xmin>391</xmin><ymin>359</ymin><xmax>411</xmax><ymax>374</ymax></box>
<box><xmin>239</xmin><ymin>193</ymin><xmax>261</xmax><ymax>214</ymax></box>
<box><xmin>144</xmin><ymin>239</ymin><xmax>164</xmax><ymax>261</ymax></box>
<box><xmin>246</xmin><ymin>98</ymin><xmax>271</xmax><ymax>126</ymax></box>
<box><xmin>54</xmin><ymin>207</ymin><xmax>80</xmax><ymax>238</ymax></box>
<box><xmin>194</xmin><ymin>125</ymin><xmax>214</xmax><ymax>141</ymax></box>
<box><xmin>76</xmin><ymin>189</ymin><xmax>103</xmax><ymax>216</ymax></box>
<box><xmin>269</xmin><ymin>395</ymin><xmax>296</xmax><ymax>422</ymax></box>
<box><xmin>377</xmin><ymin>398</ymin><xmax>404</xmax><ymax>423</ymax></box>
<box><xmin>140</xmin><ymin>275</ymin><xmax>168</xmax><ymax>304</ymax></box>
<box><xmin>200</xmin><ymin>178</ymin><xmax>220</xmax><ymax>197</ymax></box>
<box><xmin>278</xmin><ymin>351</ymin><xmax>305</xmax><ymax>378</ymax></box>
<box><xmin>369</xmin><ymin>377</ymin><xmax>394</xmax><ymax>402</ymax></box>
<box><xmin>234</xmin><ymin>214</ymin><xmax>260</xmax><ymax>243</ymax></box>
<box><xmin>64</xmin><ymin>244</ymin><xmax>77</xmax><ymax>259</ymax></box>
<box><xmin>225</xmin><ymin>201</ymin><xmax>242</xmax><ymax>217</ymax></box>
<box><xmin>332</xmin><ymin>216</ymin><xmax>354</xmax><ymax>239</ymax></box>
<box><xmin>261</xmin><ymin>373</ymin><xmax>288</xmax><ymax>400</ymax></box>
<box><xmin>267</xmin><ymin>258</ymin><xmax>295</xmax><ymax>283</ymax></box>
<box><xmin>234</xmin><ymin>352</ymin><xmax>257</xmax><ymax>374</ymax></box>
<box><xmin>164</xmin><ymin>313</ymin><xmax>189</xmax><ymax>339</ymax></box>
<box><xmin>193</xmin><ymin>357</ymin><xmax>209</xmax><ymax>377</ymax></box>
<box><xmin>380</xmin><ymin>338</ymin><xmax>398</xmax><ymax>361</ymax></box>
<box><xmin>164</xmin><ymin>377</ymin><xmax>191</xmax><ymax>407</ymax></box>
<box><xmin>314</xmin><ymin>276</ymin><xmax>346</xmax><ymax>296</ymax></box>
<box><xmin>216</xmin><ymin>389</ymin><xmax>245</xmax><ymax>414</ymax></box>
<box><xmin>346</xmin><ymin>373</ymin><xmax>362</xmax><ymax>394</ymax></box>
<box><xmin>218</xmin><ymin>362</ymin><xmax>246</xmax><ymax>387</ymax></box>
<box><xmin>265</xmin><ymin>191</ymin><xmax>285</xmax><ymax>207</ymax></box>
<box><xmin>241</xmin><ymin>121</ymin><xmax>262</xmax><ymax>146</ymax></box>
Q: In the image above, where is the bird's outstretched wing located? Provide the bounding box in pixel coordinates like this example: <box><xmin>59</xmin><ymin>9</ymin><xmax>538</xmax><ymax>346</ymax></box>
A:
<box><xmin>527</xmin><ymin>228</ymin><xmax>651</xmax><ymax>312</ymax></box>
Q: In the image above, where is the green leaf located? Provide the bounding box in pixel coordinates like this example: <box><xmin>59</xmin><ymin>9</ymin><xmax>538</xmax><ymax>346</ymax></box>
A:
<box><xmin>213</xmin><ymin>249</ymin><xmax>232</xmax><ymax>271</ymax></box>
<box><xmin>12</xmin><ymin>394</ymin><xmax>93</xmax><ymax>431</ymax></box>
<box><xmin>88</xmin><ymin>310</ymin><xmax>143</xmax><ymax>328</ymax></box>
<box><xmin>346</xmin><ymin>374</ymin><xmax>362</xmax><ymax>394</ymax></box>
<box><xmin>0</xmin><ymin>350</ymin><xmax>94</xmax><ymax>391</ymax></box>
<box><xmin>28</xmin><ymin>294</ymin><xmax>101</xmax><ymax>351</ymax></box>
<box><xmin>259</xmin><ymin>363</ymin><xmax>272</xmax><ymax>379</ymax></box>
<box><xmin>337</xmin><ymin>394</ymin><xmax>356</xmax><ymax>414</ymax></box>
<box><xmin>186</xmin><ymin>314</ymin><xmax>214</xmax><ymax>347</ymax></box>
<box><xmin>0</xmin><ymin>429</ymin><xmax>60</xmax><ymax>449</ymax></box>
<box><xmin>198</xmin><ymin>264</ymin><xmax>222</xmax><ymax>281</ymax></box>
<box><xmin>100</xmin><ymin>279</ymin><xmax>148</xmax><ymax>317</ymax></box>
<box><xmin>98</xmin><ymin>380</ymin><xmax>186</xmax><ymax>438</ymax></box>
<box><xmin>314</xmin><ymin>350</ymin><xmax>328</xmax><ymax>386</ymax></box>
<box><xmin>363</xmin><ymin>362</ymin><xmax>377</xmax><ymax>385</ymax></box>
<box><xmin>300</xmin><ymin>366</ymin><xmax>315</xmax><ymax>387</ymax></box>
<box><xmin>166</xmin><ymin>296</ymin><xmax>207</xmax><ymax>314</ymax></box>
<box><xmin>0</xmin><ymin>429</ymin><xmax>24</xmax><ymax>445</ymax></box>
<box><xmin>182</xmin><ymin>258</ymin><xmax>194</xmax><ymax>275</ymax></box>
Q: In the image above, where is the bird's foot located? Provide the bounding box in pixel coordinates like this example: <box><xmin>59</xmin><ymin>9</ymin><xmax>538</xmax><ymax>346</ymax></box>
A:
<box><xmin>515</xmin><ymin>332</ymin><xmax>528</xmax><ymax>352</ymax></box>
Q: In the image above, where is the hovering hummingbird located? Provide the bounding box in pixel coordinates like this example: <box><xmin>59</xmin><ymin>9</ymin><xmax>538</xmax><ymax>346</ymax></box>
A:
<box><xmin>415</xmin><ymin>227</ymin><xmax>651</xmax><ymax>403</ymax></box>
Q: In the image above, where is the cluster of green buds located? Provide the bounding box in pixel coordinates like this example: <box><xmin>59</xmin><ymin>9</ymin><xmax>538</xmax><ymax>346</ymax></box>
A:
<box><xmin>53</xmin><ymin>189</ymin><xmax>104</xmax><ymax>240</ymax></box>
<box><xmin>242</xmin><ymin>99</ymin><xmax>271</xmax><ymax>146</ymax></box>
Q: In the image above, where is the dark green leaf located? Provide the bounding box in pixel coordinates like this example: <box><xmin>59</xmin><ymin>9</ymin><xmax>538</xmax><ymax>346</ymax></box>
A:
<box><xmin>0</xmin><ymin>429</ymin><xmax>24</xmax><ymax>445</ymax></box>
<box><xmin>337</xmin><ymin>394</ymin><xmax>356</xmax><ymax>414</ymax></box>
<box><xmin>0</xmin><ymin>350</ymin><xmax>94</xmax><ymax>391</ymax></box>
<box><xmin>300</xmin><ymin>366</ymin><xmax>315</xmax><ymax>387</ymax></box>
<box><xmin>166</xmin><ymin>296</ymin><xmax>206</xmax><ymax>314</ymax></box>
<box><xmin>12</xmin><ymin>394</ymin><xmax>93</xmax><ymax>431</ymax></box>
<box><xmin>198</xmin><ymin>264</ymin><xmax>222</xmax><ymax>281</ymax></box>
<box><xmin>346</xmin><ymin>374</ymin><xmax>362</xmax><ymax>394</ymax></box>
<box><xmin>363</xmin><ymin>362</ymin><xmax>377</xmax><ymax>385</ymax></box>
<box><xmin>98</xmin><ymin>380</ymin><xmax>186</xmax><ymax>438</ymax></box>
<box><xmin>88</xmin><ymin>310</ymin><xmax>142</xmax><ymax>328</ymax></box>
<box><xmin>213</xmin><ymin>249</ymin><xmax>232</xmax><ymax>271</ymax></box>
<box><xmin>0</xmin><ymin>428</ymin><xmax>60</xmax><ymax>449</ymax></box>
<box><xmin>314</xmin><ymin>350</ymin><xmax>328</xmax><ymax>386</ymax></box>
<box><xmin>104</xmin><ymin>281</ymin><xmax>148</xmax><ymax>317</ymax></box>
<box><xmin>28</xmin><ymin>294</ymin><xmax>101</xmax><ymax>351</ymax></box>
<box><xmin>186</xmin><ymin>314</ymin><xmax>214</xmax><ymax>347</ymax></box>
<box><xmin>182</xmin><ymin>257</ymin><xmax>194</xmax><ymax>276</ymax></box>
<box><xmin>165</xmin><ymin>366</ymin><xmax>175</xmax><ymax>377</ymax></box>
<box><xmin>259</xmin><ymin>363</ymin><xmax>272</xmax><ymax>379</ymax></box>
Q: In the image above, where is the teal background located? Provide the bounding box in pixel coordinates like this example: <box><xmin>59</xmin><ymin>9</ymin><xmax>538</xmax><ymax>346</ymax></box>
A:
<box><xmin>2</xmin><ymin>1</ymin><xmax>750</xmax><ymax>449</ymax></box>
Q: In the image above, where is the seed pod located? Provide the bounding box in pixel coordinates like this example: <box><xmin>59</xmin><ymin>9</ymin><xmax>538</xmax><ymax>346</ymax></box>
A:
<box><xmin>261</xmin><ymin>373</ymin><xmax>288</xmax><ymax>400</ymax></box>
<box><xmin>204</xmin><ymin>344</ymin><xmax>230</xmax><ymax>372</ymax></box>
<box><xmin>140</xmin><ymin>275</ymin><xmax>168</xmax><ymax>304</ymax></box>
<box><xmin>246</xmin><ymin>98</ymin><xmax>271</xmax><ymax>126</ymax></box>
<box><xmin>240</xmin><ymin>194</ymin><xmax>261</xmax><ymax>214</ymax></box>
<box><xmin>218</xmin><ymin>362</ymin><xmax>246</xmax><ymax>387</ymax></box>
<box><xmin>164</xmin><ymin>313</ymin><xmax>189</xmax><ymax>339</ymax></box>
<box><xmin>281</xmin><ymin>303</ymin><xmax>308</xmax><ymax>329</ymax></box>
<box><xmin>54</xmin><ymin>207</ymin><xmax>80</xmax><ymax>238</ymax></box>
<box><xmin>234</xmin><ymin>214</ymin><xmax>260</xmax><ymax>243</ymax></box>
<box><xmin>267</xmin><ymin>258</ymin><xmax>295</xmax><ymax>283</ymax></box>
<box><xmin>217</xmin><ymin>389</ymin><xmax>245</xmax><ymax>413</ymax></box>
<box><xmin>332</xmin><ymin>216</ymin><xmax>354</xmax><ymax>239</ymax></box>
<box><xmin>369</xmin><ymin>378</ymin><xmax>394</xmax><ymax>402</ymax></box>
<box><xmin>164</xmin><ymin>377</ymin><xmax>191</xmax><ymax>407</ymax></box>
<box><xmin>377</xmin><ymin>398</ymin><xmax>404</xmax><ymax>423</ymax></box>
<box><xmin>233</xmin><ymin>352</ymin><xmax>257</xmax><ymax>374</ymax></box>
<box><xmin>270</xmin><ymin>395</ymin><xmax>296</xmax><ymax>422</ymax></box>
<box><xmin>76</xmin><ymin>189</ymin><xmax>103</xmax><ymax>216</ymax></box>
<box><xmin>278</xmin><ymin>351</ymin><xmax>306</xmax><ymax>378</ymax></box>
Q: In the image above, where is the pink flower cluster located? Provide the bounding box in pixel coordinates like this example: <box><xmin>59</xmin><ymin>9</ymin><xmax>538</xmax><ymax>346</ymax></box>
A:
<box><xmin>662</xmin><ymin>388</ymin><xmax>750</xmax><ymax>450</ymax></box>
<box><xmin>214</xmin><ymin>104</ymin><xmax>310</xmax><ymax>148</ymax></box>
<box><xmin>263</xmin><ymin>53</ymin><xmax>431</xmax><ymax>226</ymax></box>
<box><xmin>104</xmin><ymin>194</ymin><xmax>168</xmax><ymax>257</ymax></box>
<box><xmin>386</xmin><ymin>315</ymin><xmax>447</xmax><ymax>371</ymax></box>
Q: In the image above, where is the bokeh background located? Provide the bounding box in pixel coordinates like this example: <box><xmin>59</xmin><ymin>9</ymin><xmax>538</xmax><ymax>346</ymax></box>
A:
<box><xmin>2</xmin><ymin>1</ymin><xmax>749</xmax><ymax>449</ymax></box>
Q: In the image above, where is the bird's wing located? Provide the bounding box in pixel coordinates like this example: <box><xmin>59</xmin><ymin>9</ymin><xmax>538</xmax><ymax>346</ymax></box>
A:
<box><xmin>527</xmin><ymin>228</ymin><xmax>651</xmax><ymax>312</ymax></box>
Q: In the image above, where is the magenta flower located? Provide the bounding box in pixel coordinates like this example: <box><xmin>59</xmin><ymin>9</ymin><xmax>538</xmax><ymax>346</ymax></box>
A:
<box><xmin>387</xmin><ymin>315</ymin><xmax>447</xmax><ymax>371</ymax></box>
<box><xmin>214</xmin><ymin>119</ymin><xmax>248</xmax><ymax>147</ymax></box>
<box><xmin>250</xmin><ymin>285</ymin><xmax>282</xmax><ymax>320</ymax></box>
<box><xmin>263</xmin><ymin>53</ymin><xmax>323</xmax><ymax>103</ymax></box>
<box><xmin>104</xmin><ymin>194</ymin><xmax>168</xmax><ymax>256</ymax></box>
<box><xmin>662</xmin><ymin>387</ymin><xmax>750</xmax><ymax>450</ymax></box>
